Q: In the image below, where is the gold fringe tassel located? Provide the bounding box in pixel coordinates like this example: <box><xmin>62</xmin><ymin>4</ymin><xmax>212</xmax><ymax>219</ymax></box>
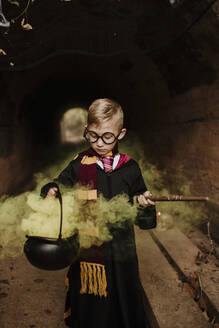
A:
<box><xmin>65</xmin><ymin>277</ymin><xmax>69</xmax><ymax>292</ymax></box>
<box><xmin>64</xmin><ymin>307</ymin><xmax>71</xmax><ymax>319</ymax></box>
<box><xmin>80</xmin><ymin>261</ymin><xmax>88</xmax><ymax>294</ymax></box>
<box><xmin>80</xmin><ymin>262</ymin><xmax>107</xmax><ymax>297</ymax></box>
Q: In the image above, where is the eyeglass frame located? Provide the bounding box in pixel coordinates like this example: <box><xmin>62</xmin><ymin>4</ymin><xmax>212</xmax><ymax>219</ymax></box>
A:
<box><xmin>83</xmin><ymin>127</ymin><xmax>123</xmax><ymax>145</ymax></box>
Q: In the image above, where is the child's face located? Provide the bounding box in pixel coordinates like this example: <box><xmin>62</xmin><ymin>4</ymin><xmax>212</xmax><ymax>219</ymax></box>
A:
<box><xmin>85</xmin><ymin>117</ymin><xmax>126</xmax><ymax>156</ymax></box>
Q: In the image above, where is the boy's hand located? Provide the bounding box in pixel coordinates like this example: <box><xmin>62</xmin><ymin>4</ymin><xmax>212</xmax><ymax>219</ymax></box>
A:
<box><xmin>47</xmin><ymin>187</ymin><xmax>58</xmax><ymax>199</ymax></box>
<box><xmin>136</xmin><ymin>190</ymin><xmax>155</xmax><ymax>207</ymax></box>
<box><xmin>40</xmin><ymin>182</ymin><xmax>59</xmax><ymax>199</ymax></box>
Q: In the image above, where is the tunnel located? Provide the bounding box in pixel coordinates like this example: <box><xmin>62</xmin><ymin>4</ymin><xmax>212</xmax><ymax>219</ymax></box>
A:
<box><xmin>1</xmin><ymin>33</ymin><xmax>219</xmax><ymax>201</ymax></box>
<box><xmin>0</xmin><ymin>0</ymin><xmax>219</xmax><ymax>202</ymax></box>
<box><xmin>0</xmin><ymin>1</ymin><xmax>219</xmax><ymax>327</ymax></box>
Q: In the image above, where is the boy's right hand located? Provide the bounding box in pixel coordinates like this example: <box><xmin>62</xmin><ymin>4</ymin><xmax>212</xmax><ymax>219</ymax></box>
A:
<box><xmin>47</xmin><ymin>187</ymin><xmax>58</xmax><ymax>199</ymax></box>
<box><xmin>40</xmin><ymin>182</ymin><xmax>59</xmax><ymax>199</ymax></box>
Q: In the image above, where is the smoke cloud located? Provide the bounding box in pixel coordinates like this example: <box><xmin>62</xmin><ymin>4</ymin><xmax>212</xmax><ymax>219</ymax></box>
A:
<box><xmin>0</xmin><ymin>136</ymin><xmax>210</xmax><ymax>260</ymax></box>
<box><xmin>120</xmin><ymin>135</ymin><xmax>209</xmax><ymax>230</ymax></box>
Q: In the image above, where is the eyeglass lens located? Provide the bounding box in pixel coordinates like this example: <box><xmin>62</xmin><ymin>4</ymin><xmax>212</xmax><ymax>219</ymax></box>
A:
<box><xmin>85</xmin><ymin>131</ymin><xmax>116</xmax><ymax>144</ymax></box>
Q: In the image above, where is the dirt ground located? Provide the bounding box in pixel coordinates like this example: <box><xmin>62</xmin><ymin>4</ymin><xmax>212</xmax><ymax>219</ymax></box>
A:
<box><xmin>0</xmin><ymin>254</ymin><xmax>68</xmax><ymax>328</ymax></box>
<box><xmin>0</xmin><ymin>224</ymin><xmax>218</xmax><ymax>328</ymax></box>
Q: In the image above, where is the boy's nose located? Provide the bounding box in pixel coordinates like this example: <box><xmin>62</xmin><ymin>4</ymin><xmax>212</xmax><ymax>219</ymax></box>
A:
<box><xmin>96</xmin><ymin>138</ymin><xmax>104</xmax><ymax>146</ymax></box>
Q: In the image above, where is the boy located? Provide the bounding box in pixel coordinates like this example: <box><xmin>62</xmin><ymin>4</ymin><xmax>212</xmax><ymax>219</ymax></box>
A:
<box><xmin>41</xmin><ymin>98</ymin><xmax>156</xmax><ymax>328</ymax></box>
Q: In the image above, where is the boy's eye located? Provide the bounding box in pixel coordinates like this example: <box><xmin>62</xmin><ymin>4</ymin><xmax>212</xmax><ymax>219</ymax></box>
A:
<box><xmin>89</xmin><ymin>132</ymin><xmax>97</xmax><ymax>138</ymax></box>
<box><xmin>86</xmin><ymin>131</ymin><xmax>97</xmax><ymax>138</ymax></box>
<box><xmin>102</xmin><ymin>133</ymin><xmax>115</xmax><ymax>144</ymax></box>
<box><xmin>103</xmin><ymin>133</ymin><xmax>113</xmax><ymax>139</ymax></box>
<box><xmin>85</xmin><ymin>131</ymin><xmax>98</xmax><ymax>141</ymax></box>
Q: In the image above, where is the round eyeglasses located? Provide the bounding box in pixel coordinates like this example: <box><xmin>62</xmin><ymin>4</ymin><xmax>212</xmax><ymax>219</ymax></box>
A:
<box><xmin>83</xmin><ymin>128</ymin><xmax>122</xmax><ymax>145</ymax></box>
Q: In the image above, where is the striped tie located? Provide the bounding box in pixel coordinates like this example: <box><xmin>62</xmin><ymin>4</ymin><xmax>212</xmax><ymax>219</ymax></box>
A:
<box><xmin>100</xmin><ymin>156</ymin><xmax>114</xmax><ymax>173</ymax></box>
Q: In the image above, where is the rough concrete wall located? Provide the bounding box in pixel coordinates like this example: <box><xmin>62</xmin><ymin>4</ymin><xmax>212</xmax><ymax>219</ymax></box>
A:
<box><xmin>148</xmin><ymin>83</ymin><xmax>219</xmax><ymax>199</ymax></box>
<box><xmin>0</xmin><ymin>74</ymin><xmax>33</xmax><ymax>195</ymax></box>
<box><xmin>0</xmin><ymin>7</ymin><xmax>219</xmax><ymax>202</ymax></box>
<box><xmin>0</xmin><ymin>126</ymin><xmax>32</xmax><ymax>195</ymax></box>
<box><xmin>148</xmin><ymin>11</ymin><xmax>219</xmax><ymax>200</ymax></box>
<box><xmin>122</xmin><ymin>10</ymin><xmax>219</xmax><ymax>201</ymax></box>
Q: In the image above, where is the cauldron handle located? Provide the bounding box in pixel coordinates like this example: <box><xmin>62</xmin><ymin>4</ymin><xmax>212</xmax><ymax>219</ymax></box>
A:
<box><xmin>56</xmin><ymin>189</ymin><xmax>63</xmax><ymax>240</ymax></box>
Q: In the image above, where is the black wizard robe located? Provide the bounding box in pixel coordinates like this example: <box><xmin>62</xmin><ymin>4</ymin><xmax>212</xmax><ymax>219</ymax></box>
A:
<box><xmin>42</xmin><ymin>153</ymin><xmax>156</xmax><ymax>328</ymax></box>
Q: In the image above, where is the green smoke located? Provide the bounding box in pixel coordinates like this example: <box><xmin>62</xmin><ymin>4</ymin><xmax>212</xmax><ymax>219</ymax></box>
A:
<box><xmin>0</xmin><ymin>192</ymin><xmax>29</xmax><ymax>258</ymax></box>
<box><xmin>120</xmin><ymin>135</ymin><xmax>208</xmax><ymax>229</ymax></box>
<box><xmin>21</xmin><ymin>186</ymin><xmax>138</xmax><ymax>250</ymax></box>
<box><xmin>0</xmin><ymin>136</ymin><xmax>210</xmax><ymax>260</ymax></box>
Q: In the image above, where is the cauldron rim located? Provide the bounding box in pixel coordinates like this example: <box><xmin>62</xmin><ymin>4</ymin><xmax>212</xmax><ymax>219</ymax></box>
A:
<box><xmin>25</xmin><ymin>234</ymin><xmax>76</xmax><ymax>243</ymax></box>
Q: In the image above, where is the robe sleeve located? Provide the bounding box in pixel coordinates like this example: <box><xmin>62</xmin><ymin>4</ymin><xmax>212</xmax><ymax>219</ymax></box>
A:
<box><xmin>40</xmin><ymin>157</ymin><xmax>80</xmax><ymax>197</ymax></box>
<box><xmin>53</xmin><ymin>159</ymin><xmax>79</xmax><ymax>187</ymax></box>
<box><xmin>130</xmin><ymin>162</ymin><xmax>157</xmax><ymax>230</ymax></box>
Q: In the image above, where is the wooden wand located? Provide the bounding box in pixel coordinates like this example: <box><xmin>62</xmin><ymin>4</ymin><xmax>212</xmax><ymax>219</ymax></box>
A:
<box><xmin>144</xmin><ymin>195</ymin><xmax>209</xmax><ymax>202</ymax></box>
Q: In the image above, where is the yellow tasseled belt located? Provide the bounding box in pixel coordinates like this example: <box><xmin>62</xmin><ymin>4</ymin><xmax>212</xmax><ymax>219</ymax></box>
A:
<box><xmin>80</xmin><ymin>261</ymin><xmax>107</xmax><ymax>297</ymax></box>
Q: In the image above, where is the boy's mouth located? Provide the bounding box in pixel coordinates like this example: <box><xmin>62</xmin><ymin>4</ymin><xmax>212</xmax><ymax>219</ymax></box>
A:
<box><xmin>96</xmin><ymin>147</ymin><xmax>106</xmax><ymax>151</ymax></box>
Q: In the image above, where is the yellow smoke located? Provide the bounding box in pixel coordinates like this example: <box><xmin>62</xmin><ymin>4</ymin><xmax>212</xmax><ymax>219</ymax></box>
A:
<box><xmin>120</xmin><ymin>135</ymin><xmax>208</xmax><ymax>229</ymax></box>
<box><xmin>0</xmin><ymin>136</ymin><xmax>210</xmax><ymax>260</ymax></box>
<box><xmin>21</xmin><ymin>192</ymin><xmax>78</xmax><ymax>239</ymax></box>
<box><xmin>21</xmin><ymin>186</ymin><xmax>137</xmax><ymax>250</ymax></box>
<box><xmin>0</xmin><ymin>193</ymin><xmax>29</xmax><ymax>258</ymax></box>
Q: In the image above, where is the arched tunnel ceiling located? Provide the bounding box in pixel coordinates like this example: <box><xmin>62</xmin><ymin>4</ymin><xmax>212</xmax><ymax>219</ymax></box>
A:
<box><xmin>11</xmin><ymin>52</ymin><xmax>169</xmax><ymax>170</ymax></box>
<box><xmin>0</xmin><ymin>0</ymin><xmax>219</xmax><ymax>201</ymax></box>
<box><xmin>0</xmin><ymin>0</ymin><xmax>217</xmax><ymax>70</ymax></box>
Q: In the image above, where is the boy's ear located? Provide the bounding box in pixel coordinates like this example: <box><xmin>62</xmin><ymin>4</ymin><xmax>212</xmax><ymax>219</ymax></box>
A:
<box><xmin>118</xmin><ymin>128</ymin><xmax>127</xmax><ymax>140</ymax></box>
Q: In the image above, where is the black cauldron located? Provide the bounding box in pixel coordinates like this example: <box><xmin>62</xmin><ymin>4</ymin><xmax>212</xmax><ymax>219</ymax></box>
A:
<box><xmin>24</xmin><ymin>188</ymin><xmax>79</xmax><ymax>270</ymax></box>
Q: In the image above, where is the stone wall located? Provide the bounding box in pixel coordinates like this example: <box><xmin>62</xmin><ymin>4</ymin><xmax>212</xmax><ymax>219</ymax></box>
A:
<box><xmin>0</xmin><ymin>74</ymin><xmax>33</xmax><ymax>195</ymax></box>
<box><xmin>0</xmin><ymin>8</ymin><xmax>219</xmax><ymax>202</ymax></box>
<box><xmin>146</xmin><ymin>83</ymin><xmax>219</xmax><ymax>200</ymax></box>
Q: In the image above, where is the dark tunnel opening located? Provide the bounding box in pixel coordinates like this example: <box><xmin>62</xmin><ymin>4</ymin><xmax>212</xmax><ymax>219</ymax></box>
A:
<box><xmin>23</xmin><ymin>79</ymin><xmax>92</xmax><ymax>149</ymax></box>
<box><xmin>19</xmin><ymin>75</ymin><xmax>133</xmax><ymax>176</ymax></box>
<box><xmin>15</xmin><ymin>53</ymin><xmax>142</xmax><ymax>183</ymax></box>
<box><xmin>1</xmin><ymin>46</ymin><xmax>219</xmax><ymax>204</ymax></box>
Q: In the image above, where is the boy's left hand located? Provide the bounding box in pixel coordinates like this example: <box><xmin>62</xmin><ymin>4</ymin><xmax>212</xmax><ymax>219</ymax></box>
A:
<box><xmin>136</xmin><ymin>190</ymin><xmax>155</xmax><ymax>207</ymax></box>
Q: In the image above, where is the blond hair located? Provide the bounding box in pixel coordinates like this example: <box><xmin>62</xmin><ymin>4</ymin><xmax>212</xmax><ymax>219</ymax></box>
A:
<box><xmin>87</xmin><ymin>98</ymin><xmax>124</xmax><ymax>130</ymax></box>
